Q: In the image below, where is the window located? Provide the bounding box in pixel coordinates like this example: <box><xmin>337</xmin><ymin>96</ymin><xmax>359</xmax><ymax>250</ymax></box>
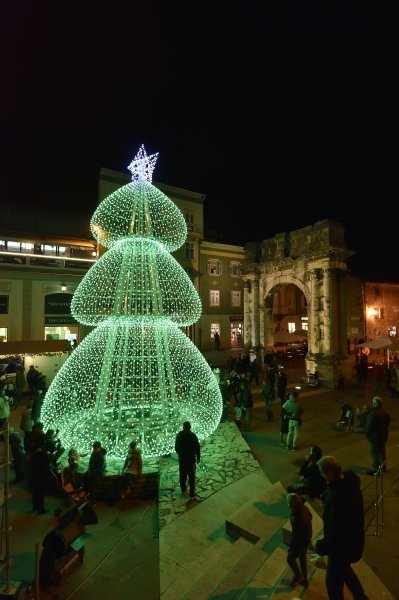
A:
<box><xmin>184</xmin><ymin>212</ymin><xmax>194</xmax><ymax>231</ymax></box>
<box><xmin>229</xmin><ymin>261</ymin><xmax>241</xmax><ymax>277</ymax></box>
<box><xmin>0</xmin><ymin>296</ymin><xmax>9</xmax><ymax>314</ymax></box>
<box><xmin>210</xmin><ymin>290</ymin><xmax>220</xmax><ymax>306</ymax></box>
<box><xmin>208</xmin><ymin>259</ymin><xmax>222</xmax><ymax>275</ymax></box>
<box><xmin>288</xmin><ymin>322</ymin><xmax>296</xmax><ymax>333</ymax></box>
<box><xmin>367</xmin><ymin>307</ymin><xmax>383</xmax><ymax>319</ymax></box>
<box><xmin>185</xmin><ymin>242</ymin><xmax>195</xmax><ymax>260</ymax></box>
<box><xmin>0</xmin><ymin>327</ymin><xmax>7</xmax><ymax>342</ymax></box>
<box><xmin>231</xmin><ymin>291</ymin><xmax>241</xmax><ymax>307</ymax></box>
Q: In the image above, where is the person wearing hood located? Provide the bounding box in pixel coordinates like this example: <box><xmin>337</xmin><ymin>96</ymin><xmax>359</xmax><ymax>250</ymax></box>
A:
<box><xmin>314</xmin><ymin>456</ymin><xmax>368</xmax><ymax>600</ymax></box>
<box><xmin>84</xmin><ymin>441</ymin><xmax>107</xmax><ymax>506</ymax></box>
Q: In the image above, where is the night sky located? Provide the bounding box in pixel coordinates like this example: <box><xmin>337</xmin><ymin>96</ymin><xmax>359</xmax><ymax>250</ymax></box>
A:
<box><xmin>2</xmin><ymin>2</ymin><xmax>398</xmax><ymax>280</ymax></box>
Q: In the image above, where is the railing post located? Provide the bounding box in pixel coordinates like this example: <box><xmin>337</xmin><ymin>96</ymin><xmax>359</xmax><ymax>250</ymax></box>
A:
<box><xmin>374</xmin><ymin>471</ymin><xmax>380</xmax><ymax>536</ymax></box>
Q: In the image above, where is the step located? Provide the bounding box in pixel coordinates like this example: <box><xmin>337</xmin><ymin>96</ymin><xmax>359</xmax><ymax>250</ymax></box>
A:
<box><xmin>212</xmin><ymin>529</ymin><xmax>287</xmax><ymax>597</ymax></box>
<box><xmin>161</xmin><ymin>536</ymin><xmax>234</xmax><ymax>600</ymax></box>
<box><xmin>184</xmin><ymin>537</ymin><xmax>254</xmax><ymax>600</ymax></box>
<box><xmin>245</xmin><ymin>546</ymin><xmax>289</xmax><ymax>593</ymax></box>
<box><xmin>226</xmin><ymin>481</ymin><xmax>289</xmax><ymax>543</ymax></box>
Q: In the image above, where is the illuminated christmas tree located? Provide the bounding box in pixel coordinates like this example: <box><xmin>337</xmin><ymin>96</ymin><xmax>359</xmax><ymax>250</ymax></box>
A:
<box><xmin>42</xmin><ymin>146</ymin><xmax>222</xmax><ymax>459</ymax></box>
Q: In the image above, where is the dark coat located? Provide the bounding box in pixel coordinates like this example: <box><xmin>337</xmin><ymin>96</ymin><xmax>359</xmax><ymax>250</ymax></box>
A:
<box><xmin>88</xmin><ymin>448</ymin><xmax>107</xmax><ymax>475</ymax></box>
<box><xmin>175</xmin><ymin>429</ymin><xmax>200</xmax><ymax>464</ymax></box>
<box><xmin>239</xmin><ymin>382</ymin><xmax>253</xmax><ymax>408</ymax></box>
<box><xmin>315</xmin><ymin>471</ymin><xmax>364</xmax><ymax>563</ymax></box>
<box><xmin>365</xmin><ymin>407</ymin><xmax>391</xmax><ymax>444</ymax></box>
<box><xmin>299</xmin><ymin>459</ymin><xmax>327</xmax><ymax>499</ymax></box>
<box><xmin>290</xmin><ymin>502</ymin><xmax>313</xmax><ymax>550</ymax></box>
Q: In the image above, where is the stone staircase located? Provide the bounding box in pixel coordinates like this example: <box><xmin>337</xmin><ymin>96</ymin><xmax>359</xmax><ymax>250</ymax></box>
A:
<box><xmin>160</xmin><ymin>479</ymin><xmax>395</xmax><ymax>599</ymax></box>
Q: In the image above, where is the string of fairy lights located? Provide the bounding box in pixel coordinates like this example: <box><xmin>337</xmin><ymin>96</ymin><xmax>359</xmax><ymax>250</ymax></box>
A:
<box><xmin>41</xmin><ymin>145</ymin><xmax>222</xmax><ymax>459</ymax></box>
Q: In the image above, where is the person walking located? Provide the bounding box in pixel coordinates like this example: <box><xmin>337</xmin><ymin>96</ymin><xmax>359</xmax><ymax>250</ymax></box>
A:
<box><xmin>283</xmin><ymin>390</ymin><xmax>304</xmax><ymax>452</ymax></box>
<box><xmin>313</xmin><ymin>456</ymin><xmax>368</xmax><ymax>600</ymax></box>
<box><xmin>174</xmin><ymin>421</ymin><xmax>200</xmax><ymax>500</ymax></box>
<box><xmin>286</xmin><ymin>493</ymin><xmax>312</xmax><ymax>588</ymax></box>
<box><xmin>364</xmin><ymin>396</ymin><xmax>391</xmax><ymax>475</ymax></box>
<box><xmin>261</xmin><ymin>379</ymin><xmax>275</xmax><ymax>421</ymax></box>
<box><xmin>277</xmin><ymin>368</ymin><xmax>288</xmax><ymax>403</ymax></box>
<box><xmin>248</xmin><ymin>357</ymin><xmax>260</xmax><ymax>387</ymax></box>
<box><xmin>26</xmin><ymin>365</ymin><xmax>40</xmax><ymax>399</ymax></box>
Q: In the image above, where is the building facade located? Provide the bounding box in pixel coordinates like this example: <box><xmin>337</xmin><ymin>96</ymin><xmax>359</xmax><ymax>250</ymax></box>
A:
<box><xmin>0</xmin><ymin>170</ymin><xmax>245</xmax><ymax>360</ymax></box>
<box><xmin>1</xmin><ymin>184</ymin><xmax>398</xmax><ymax>386</ymax></box>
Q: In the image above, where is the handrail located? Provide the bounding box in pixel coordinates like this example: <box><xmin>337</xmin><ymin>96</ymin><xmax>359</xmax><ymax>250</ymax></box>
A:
<box><xmin>364</xmin><ymin>444</ymin><xmax>399</xmax><ymax>536</ymax></box>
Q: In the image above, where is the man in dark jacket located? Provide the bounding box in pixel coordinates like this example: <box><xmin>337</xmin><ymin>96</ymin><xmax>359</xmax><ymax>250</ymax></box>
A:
<box><xmin>175</xmin><ymin>421</ymin><xmax>200</xmax><ymax>500</ymax></box>
<box><xmin>239</xmin><ymin>377</ymin><xmax>253</xmax><ymax>431</ymax></box>
<box><xmin>314</xmin><ymin>456</ymin><xmax>368</xmax><ymax>600</ymax></box>
<box><xmin>365</xmin><ymin>396</ymin><xmax>391</xmax><ymax>475</ymax></box>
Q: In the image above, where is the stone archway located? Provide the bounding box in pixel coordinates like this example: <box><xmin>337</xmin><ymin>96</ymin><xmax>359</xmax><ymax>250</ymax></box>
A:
<box><xmin>242</xmin><ymin>220</ymin><xmax>352</xmax><ymax>388</ymax></box>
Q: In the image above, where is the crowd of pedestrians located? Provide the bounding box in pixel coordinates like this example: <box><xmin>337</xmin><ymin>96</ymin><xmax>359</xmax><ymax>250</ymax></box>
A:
<box><xmin>1</xmin><ymin>353</ymin><xmax>396</xmax><ymax>598</ymax></box>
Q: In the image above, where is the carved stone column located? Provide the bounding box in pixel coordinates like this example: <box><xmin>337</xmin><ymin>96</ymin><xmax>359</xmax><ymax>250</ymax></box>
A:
<box><xmin>252</xmin><ymin>280</ymin><xmax>260</xmax><ymax>347</ymax></box>
<box><xmin>243</xmin><ymin>280</ymin><xmax>251</xmax><ymax>348</ymax></box>
<box><xmin>322</xmin><ymin>268</ymin><xmax>332</xmax><ymax>354</ymax></box>
<box><xmin>259</xmin><ymin>304</ymin><xmax>265</xmax><ymax>349</ymax></box>
<box><xmin>308</xmin><ymin>269</ymin><xmax>320</xmax><ymax>355</ymax></box>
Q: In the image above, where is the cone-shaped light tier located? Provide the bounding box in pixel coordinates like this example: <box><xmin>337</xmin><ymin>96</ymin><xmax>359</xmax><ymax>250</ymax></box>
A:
<box><xmin>71</xmin><ymin>237</ymin><xmax>201</xmax><ymax>326</ymax></box>
<box><xmin>41</xmin><ymin>145</ymin><xmax>222</xmax><ymax>459</ymax></box>
<box><xmin>90</xmin><ymin>181</ymin><xmax>187</xmax><ymax>252</ymax></box>
<box><xmin>41</xmin><ymin>317</ymin><xmax>221</xmax><ymax>458</ymax></box>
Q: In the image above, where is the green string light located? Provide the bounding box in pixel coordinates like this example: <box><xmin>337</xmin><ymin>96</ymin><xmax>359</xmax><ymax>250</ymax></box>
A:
<box><xmin>42</xmin><ymin>146</ymin><xmax>222</xmax><ymax>459</ymax></box>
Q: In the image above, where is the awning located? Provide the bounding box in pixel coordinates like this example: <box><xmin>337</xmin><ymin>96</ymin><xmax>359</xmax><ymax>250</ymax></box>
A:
<box><xmin>356</xmin><ymin>336</ymin><xmax>393</xmax><ymax>350</ymax></box>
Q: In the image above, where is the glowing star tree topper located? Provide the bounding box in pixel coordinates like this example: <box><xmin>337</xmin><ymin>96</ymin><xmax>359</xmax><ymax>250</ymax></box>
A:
<box><xmin>127</xmin><ymin>144</ymin><xmax>159</xmax><ymax>182</ymax></box>
<box><xmin>41</xmin><ymin>145</ymin><xmax>223</xmax><ymax>459</ymax></box>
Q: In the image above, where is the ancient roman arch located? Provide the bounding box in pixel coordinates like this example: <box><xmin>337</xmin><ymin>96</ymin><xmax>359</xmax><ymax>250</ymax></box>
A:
<box><xmin>242</xmin><ymin>220</ymin><xmax>352</xmax><ymax>388</ymax></box>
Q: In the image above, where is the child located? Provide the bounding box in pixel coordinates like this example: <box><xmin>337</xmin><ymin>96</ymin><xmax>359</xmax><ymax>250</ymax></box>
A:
<box><xmin>286</xmin><ymin>493</ymin><xmax>312</xmax><ymax>587</ymax></box>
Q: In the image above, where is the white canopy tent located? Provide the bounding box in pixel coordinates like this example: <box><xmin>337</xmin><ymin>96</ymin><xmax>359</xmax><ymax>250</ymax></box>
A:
<box><xmin>272</xmin><ymin>331</ymin><xmax>307</xmax><ymax>354</ymax></box>
<box><xmin>356</xmin><ymin>335</ymin><xmax>399</xmax><ymax>367</ymax></box>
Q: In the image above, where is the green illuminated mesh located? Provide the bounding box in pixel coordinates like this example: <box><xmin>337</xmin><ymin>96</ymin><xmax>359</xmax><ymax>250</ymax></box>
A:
<box><xmin>42</xmin><ymin>150</ymin><xmax>222</xmax><ymax>459</ymax></box>
<box><xmin>71</xmin><ymin>237</ymin><xmax>201</xmax><ymax>326</ymax></box>
<box><xmin>90</xmin><ymin>181</ymin><xmax>187</xmax><ymax>252</ymax></box>
<box><xmin>42</xmin><ymin>318</ymin><xmax>221</xmax><ymax>459</ymax></box>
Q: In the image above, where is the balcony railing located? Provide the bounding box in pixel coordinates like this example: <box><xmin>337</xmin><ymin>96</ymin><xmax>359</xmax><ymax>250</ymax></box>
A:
<box><xmin>0</xmin><ymin>250</ymin><xmax>97</xmax><ymax>270</ymax></box>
